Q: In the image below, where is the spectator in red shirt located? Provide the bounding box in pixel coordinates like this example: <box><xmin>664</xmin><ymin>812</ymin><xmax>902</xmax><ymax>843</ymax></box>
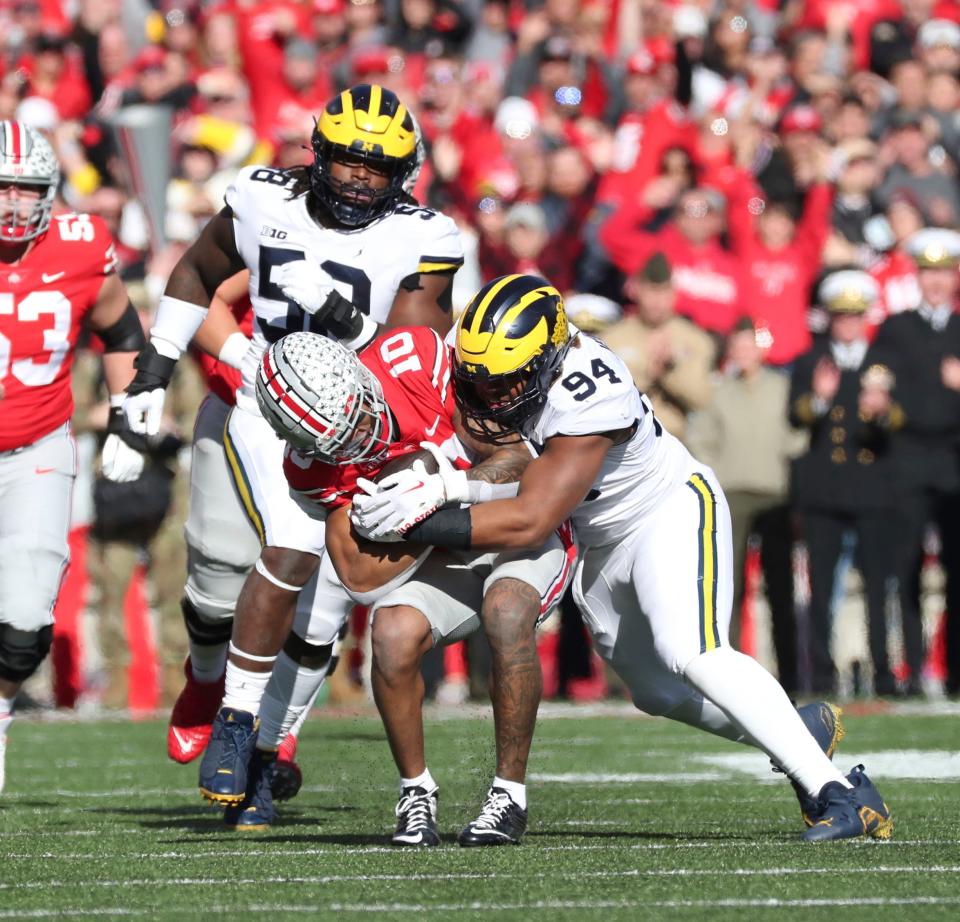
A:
<box><xmin>19</xmin><ymin>32</ymin><xmax>92</xmax><ymax>121</ymax></box>
<box><xmin>726</xmin><ymin>167</ymin><xmax>833</xmax><ymax>366</ymax></box>
<box><xmin>600</xmin><ymin>185</ymin><xmax>741</xmax><ymax>335</ymax></box>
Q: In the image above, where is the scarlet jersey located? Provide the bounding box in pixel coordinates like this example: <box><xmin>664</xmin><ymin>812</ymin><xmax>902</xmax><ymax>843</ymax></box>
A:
<box><xmin>283</xmin><ymin>326</ymin><xmax>466</xmax><ymax>510</ymax></box>
<box><xmin>195</xmin><ymin>295</ymin><xmax>254</xmax><ymax>407</ymax></box>
<box><xmin>0</xmin><ymin>213</ymin><xmax>117</xmax><ymax>451</ymax></box>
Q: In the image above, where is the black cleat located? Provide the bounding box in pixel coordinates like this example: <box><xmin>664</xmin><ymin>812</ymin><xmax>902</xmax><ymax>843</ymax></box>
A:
<box><xmin>223</xmin><ymin>749</ymin><xmax>277</xmax><ymax>832</ymax></box>
<box><xmin>803</xmin><ymin>765</ymin><xmax>893</xmax><ymax>842</ymax></box>
<box><xmin>392</xmin><ymin>785</ymin><xmax>440</xmax><ymax>847</ymax></box>
<box><xmin>458</xmin><ymin>787</ymin><xmax>527</xmax><ymax>847</ymax></box>
<box><xmin>197</xmin><ymin>707</ymin><xmax>259</xmax><ymax>805</ymax></box>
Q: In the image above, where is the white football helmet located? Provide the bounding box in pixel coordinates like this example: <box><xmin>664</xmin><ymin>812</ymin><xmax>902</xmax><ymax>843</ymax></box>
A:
<box><xmin>256</xmin><ymin>332</ymin><xmax>395</xmax><ymax>465</ymax></box>
<box><xmin>0</xmin><ymin>120</ymin><xmax>60</xmax><ymax>242</ymax></box>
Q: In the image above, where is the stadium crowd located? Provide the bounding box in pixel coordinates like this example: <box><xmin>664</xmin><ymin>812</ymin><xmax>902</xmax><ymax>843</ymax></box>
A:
<box><xmin>3</xmin><ymin>0</ymin><xmax>960</xmax><ymax>712</ymax></box>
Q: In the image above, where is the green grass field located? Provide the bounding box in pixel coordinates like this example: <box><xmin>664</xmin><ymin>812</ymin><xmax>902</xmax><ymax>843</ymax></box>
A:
<box><xmin>2</xmin><ymin>702</ymin><xmax>960</xmax><ymax>920</ymax></box>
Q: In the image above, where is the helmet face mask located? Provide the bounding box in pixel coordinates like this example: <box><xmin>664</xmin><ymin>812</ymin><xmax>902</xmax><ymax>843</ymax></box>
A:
<box><xmin>310</xmin><ymin>84</ymin><xmax>417</xmax><ymax>227</ymax></box>
<box><xmin>0</xmin><ymin>121</ymin><xmax>59</xmax><ymax>243</ymax></box>
<box><xmin>454</xmin><ymin>275</ymin><xmax>571</xmax><ymax>443</ymax></box>
<box><xmin>257</xmin><ymin>332</ymin><xmax>395</xmax><ymax>466</ymax></box>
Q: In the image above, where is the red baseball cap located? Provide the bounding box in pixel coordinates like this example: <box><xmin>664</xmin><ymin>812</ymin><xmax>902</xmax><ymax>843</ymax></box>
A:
<box><xmin>780</xmin><ymin>105</ymin><xmax>822</xmax><ymax>135</ymax></box>
<box><xmin>313</xmin><ymin>0</ymin><xmax>346</xmax><ymax>13</ymax></box>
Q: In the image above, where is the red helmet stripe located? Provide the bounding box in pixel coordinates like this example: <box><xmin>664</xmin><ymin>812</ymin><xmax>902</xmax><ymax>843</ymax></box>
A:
<box><xmin>10</xmin><ymin>122</ymin><xmax>22</xmax><ymax>162</ymax></box>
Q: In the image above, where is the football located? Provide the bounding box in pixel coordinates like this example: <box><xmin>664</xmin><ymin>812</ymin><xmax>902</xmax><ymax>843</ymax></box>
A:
<box><xmin>375</xmin><ymin>447</ymin><xmax>441</xmax><ymax>482</ymax></box>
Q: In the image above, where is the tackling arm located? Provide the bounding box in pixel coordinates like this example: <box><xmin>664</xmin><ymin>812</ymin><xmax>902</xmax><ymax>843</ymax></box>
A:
<box><xmin>386</xmin><ymin>271</ymin><xmax>456</xmax><ymax>337</ymax></box>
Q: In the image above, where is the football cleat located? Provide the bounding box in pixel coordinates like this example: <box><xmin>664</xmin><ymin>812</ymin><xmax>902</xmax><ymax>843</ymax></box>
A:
<box><xmin>803</xmin><ymin>765</ymin><xmax>893</xmax><ymax>842</ymax></box>
<box><xmin>167</xmin><ymin>660</ymin><xmax>225</xmax><ymax>764</ymax></box>
<box><xmin>458</xmin><ymin>787</ymin><xmax>527</xmax><ymax>847</ymax></box>
<box><xmin>392</xmin><ymin>785</ymin><xmax>440</xmax><ymax>847</ymax></box>
<box><xmin>271</xmin><ymin>733</ymin><xmax>303</xmax><ymax>802</ymax></box>
<box><xmin>223</xmin><ymin>749</ymin><xmax>277</xmax><ymax>832</ymax></box>
<box><xmin>197</xmin><ymin>707</ymin><xmax>259</xmax><ymax>805</ymax></box>
<box><xmin>773</xmin><ymin>702</ymin><xmax>845</xmax><ymax>826</ymax></box>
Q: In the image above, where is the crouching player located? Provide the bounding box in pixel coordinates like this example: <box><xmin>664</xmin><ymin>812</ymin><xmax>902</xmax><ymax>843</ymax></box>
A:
<box><xmin>352</xmin><ymin>275</ymin><xmax>894</xmax><ymax>843</ymax></box>
<box><xmin>245</xmin><ymin>326</ymin><xmax>573</xmax><ymax>842</ymax></box>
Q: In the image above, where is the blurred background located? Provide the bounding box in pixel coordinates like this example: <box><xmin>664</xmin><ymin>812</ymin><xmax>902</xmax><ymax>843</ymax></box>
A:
<box><xmin>6</xmin><ymin>0</ymin><xmax>960</xmax><ymax>712</ymax></box>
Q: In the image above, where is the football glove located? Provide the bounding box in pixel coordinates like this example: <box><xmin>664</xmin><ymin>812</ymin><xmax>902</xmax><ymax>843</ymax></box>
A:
<box><xmin>101</xmin><ymin>405</ymin><xmax>147</xmax><ymax>482</ymax></box>
<box><xmin>123</xmin><ymin>342</ymin><xmax>176</xmax><ymax>436</ymax></box>
<box><xmin>276</xmin><ymin>259</ymin><xmax>365</xmax><ymax>341</ymax></box>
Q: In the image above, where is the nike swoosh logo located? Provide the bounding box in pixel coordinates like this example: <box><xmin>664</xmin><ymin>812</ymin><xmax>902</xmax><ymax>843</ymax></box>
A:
<box><xmin>424</xmin><ymin>415</ymin><xmax>441</xmax><ymax>437</ymax></box>
<box><xmin>41</xmin><ymin>271</ymin><xmax>65</xmax><ymax>283</ymax></box>
<box><xmin>170</xmin><ymin>728</ymin><xmax>199</xmax><ymax>754</ymax></box>
<box><xmin>35</xmin><ymin>467</ymin><xmax>56</xmax><ymax>475</ymax></box>
<box><xmin>400</xmin><ymin>481</ymin><xmax>426</xmax><ymax>495</ymax></box>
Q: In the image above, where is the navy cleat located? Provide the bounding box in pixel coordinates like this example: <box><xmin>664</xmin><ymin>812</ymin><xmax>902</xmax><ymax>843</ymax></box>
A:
<box><xmin>458</xmin><ymin>787</ymin><xmax>527</xmax><ymax>847</ymax></box>
<box><xmin>224</xmin><ymin>749</ymin><xmax>277</xmax><ymax>832</ymax></box>
<box><xmin>803</xmin><ymin>765</ymin><xmax>893</xmax><ymax>842</ymax></box>
<box><xmin>198</xmin><ymin>707</ymin><xmax>259</xmax><ymax>805</ymax></box>
<box><xmin>392</xmin><ymin>785</ymin><xmax>440</xmax><ymax>847</ymax></box>
<box><xmin>773</xmin><ymin>702</ymin><xmax>845</xmax><ymax>826</ymax></box>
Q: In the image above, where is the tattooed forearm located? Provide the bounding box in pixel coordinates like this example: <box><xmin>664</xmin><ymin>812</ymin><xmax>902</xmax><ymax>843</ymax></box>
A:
<box><xmin>466</xmin><ymin>441</ymin><xmax>531</xmax><ymax>484</ymax></box>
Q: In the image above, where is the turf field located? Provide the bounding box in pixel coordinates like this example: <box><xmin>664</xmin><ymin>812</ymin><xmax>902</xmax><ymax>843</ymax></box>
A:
<box><xmin>2</xmin><ymin>702</ymin><xmax>960</xmax><ymax>921</ymax></box>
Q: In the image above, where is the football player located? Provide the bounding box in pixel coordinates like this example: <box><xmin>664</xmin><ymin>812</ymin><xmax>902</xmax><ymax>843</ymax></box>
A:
<box><xmin>249</xmin><ymin>328</ymin><xmax>569</xmax><ymax>841</ymax></box>
<box><xmin>0</xmin><ymin>121</ymin><xmax>145</xmax><ymax>791</ymax></box>
<box><xmin>116</xmin><ymin>85</ymin><xmax>464</xmax><ymax>807</ymax></box>
<box><xmin>352</xmin><ymin>274</ymin><xmax>895</xmax><ymax>843</ymax></box>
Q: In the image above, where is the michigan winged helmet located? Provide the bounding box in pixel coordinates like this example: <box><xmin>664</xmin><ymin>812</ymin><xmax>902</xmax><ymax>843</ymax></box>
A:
<box><xmin>310</xmin><ymin>84</ymin><xmax>418</xmax><ymax>227</ymax></box>
<box><xmin>454</xmin><ymin>274</ymin><xmax>571</xmax><ymax>442</ymax></box>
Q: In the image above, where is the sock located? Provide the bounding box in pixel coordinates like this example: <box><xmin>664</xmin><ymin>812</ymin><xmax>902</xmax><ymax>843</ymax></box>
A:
<box><xmin>221</xmin><ymin>658</ymin><xmax>273</xmax><ymax>715</ymax></box>
<box><xmin>492</xmin><ymin>775</ymin><xmax>526</xmax><ymax>809</ymax></box>
<box><xmin>683</xmin><ymin>647</ymin><xmax>850</xmax><ymax>796</ymax></box>
<box><xmin>257</xmin><ymin>651</ymin><xmax>331</xmax><ymax>749</ymax></box>
<box><xmin>400</xmin><ymin>767</ymin><xmax>436</xmax><ymax>793</ymax></box>
<box><xmin>0</xmin><ymin>694</ymin><xmax>14</xmax><ymax>721</ymax></box>
<box><xmin>188</xmin><ymin>641</ymin><xmax>228</xmax><ymax>684</ymax></box>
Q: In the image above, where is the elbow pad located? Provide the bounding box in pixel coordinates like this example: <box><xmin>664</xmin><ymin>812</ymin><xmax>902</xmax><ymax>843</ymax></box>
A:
<box><xmin>97</xmin><ymin>302</ymin><xmax>147</xmax><ymax>353</ymax></box>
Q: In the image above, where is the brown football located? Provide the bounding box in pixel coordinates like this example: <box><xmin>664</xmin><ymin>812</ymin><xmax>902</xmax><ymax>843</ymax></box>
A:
<box><xmin>375</xmin><ymin>447</ymin><xmax>441</xmax><ymax>482</ymax></box>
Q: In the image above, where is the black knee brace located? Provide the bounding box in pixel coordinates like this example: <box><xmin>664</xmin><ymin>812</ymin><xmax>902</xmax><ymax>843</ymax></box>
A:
<box><xmin>0</xmin><ymin>624</ymin><xmax>54</xmax><ymax>682</ymax></box>
<box><xmin>282</xmin><ymin>632</ymin><xmax>335</xmax><ymax>670</ymax></box>
<box><xmin>181</xmin><ymin>598</ymin><xmax>234</xmax><ymax>646</ymax></box>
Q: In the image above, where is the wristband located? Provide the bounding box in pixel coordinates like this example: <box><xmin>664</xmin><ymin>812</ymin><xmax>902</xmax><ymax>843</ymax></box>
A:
<box><xmin>403</xmin><ymin>506</ymin><xmax>472</xmax><ymax>549</ymax></box>
<box><xmin>218</xmin><ymin>332</ymin><xmax>252</xmax><ymax>370</ymax></box>
<box><xmin>340</xmin><ymin>314</ymin><xmax>380</xmax><ymax>353</ymax></box>
<box><xmin>466</xmin><ymin>480</ymin><xmax>520</xmax><ymax>504</ymax></box>
<box><xmin>151</xmin><ymin>295</ymin><xmax>209</xmax><ymax>358</ymax></box>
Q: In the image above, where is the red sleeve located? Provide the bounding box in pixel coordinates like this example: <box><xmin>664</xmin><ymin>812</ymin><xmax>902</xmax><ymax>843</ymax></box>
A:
<box><xmin>598</xmin><ymin>196</ymin><xmax>657</xmax><ymax>275</ymax></box>
<box><xmin>722</xmin><ymin>168</ymin><xmax>762</xmax><ymax>257</ymax></box>
<box><xmin>794</xmin><ymin>182</ymin><xmax>833</xmax><ymax>267</ymax></box>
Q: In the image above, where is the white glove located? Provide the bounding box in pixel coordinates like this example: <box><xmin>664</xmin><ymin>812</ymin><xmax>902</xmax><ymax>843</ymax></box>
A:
<box><xmin>122</xmin><ymin>389</ymin><xmax>166</xmax><ymax>436</ymax></box>
<box><xmin>350</xmin><ymin>444</ymin><xmax>469</xmax><ymax>541</ymax></box>
<box><xmin>350</xmin><ymin>460</ymin><xmax>448</xmax><ymax>541</ymax></box>
<box><xmin>100</xmin><ymin>434</ymin><xmax>145</xmax><ymax>483</ymax></box>
<box><xmin>274</xmin><ymin>258</ymin><xmax>335</xmax><ymax>316</ymax></box>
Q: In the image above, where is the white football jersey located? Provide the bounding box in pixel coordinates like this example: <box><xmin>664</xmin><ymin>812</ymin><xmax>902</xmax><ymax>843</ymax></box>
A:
<box><xmin>226</xmin><ymin>165</ymin><xmax>464</xmax><ymax>411</ymax></box>
<box><xmin>523</xmin><ymin>331</ymin><xmax>696</xmax><ymax>548</ymax></box>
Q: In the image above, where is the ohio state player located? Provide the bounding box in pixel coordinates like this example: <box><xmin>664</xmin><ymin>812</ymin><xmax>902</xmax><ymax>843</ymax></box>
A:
<box><xmin>0</xmin><ymin>121</ymin><xmax>144</xmax><ymax>792</ymax></box>
<box><xmin>206</xmin><ymin>327</ymin><xmax>539</xmax><ymax>831</ymax></box>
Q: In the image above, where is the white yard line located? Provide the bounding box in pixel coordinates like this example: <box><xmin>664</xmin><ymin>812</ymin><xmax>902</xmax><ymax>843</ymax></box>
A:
<box><xmin>3</xmin><ymin>866</ymin><xmax>959</xmax><ymax>891</ymax></box>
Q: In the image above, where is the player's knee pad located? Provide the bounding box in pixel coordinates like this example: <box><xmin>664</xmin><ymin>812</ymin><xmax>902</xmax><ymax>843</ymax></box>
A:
<box><xmin>184</xmin><ymin>547</ymin><xmax>250</xmax><ymax>621</ymax></box>
<box><xmin>0</xmin><ymin>623</ymin><xmax>54</xmax><ymax>683</ymax></box>
<box><xmin>282</xmin><ymin>631</ymin><xmax>335</xmax><ymax>671</ymax></box>
<box><xmin>181</xmin><ymin>597</ymin><xmax>233</xmax><ymax>646</ymax></box>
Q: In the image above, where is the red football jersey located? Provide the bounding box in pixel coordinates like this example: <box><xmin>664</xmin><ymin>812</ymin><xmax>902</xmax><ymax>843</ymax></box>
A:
<box><xmin>283</xmin><ymin>326</ymin><xmax>467</xmax><ymax>510</ymax></box>
<box><xmin>195</xmin><ymin>295</ymin><xmax>254</xmax><ymax>407</ymax></box>
<box><xmin>0</xmin><ymin>213</ymin><xmax>117</xmax><ymax>451</ymax></box>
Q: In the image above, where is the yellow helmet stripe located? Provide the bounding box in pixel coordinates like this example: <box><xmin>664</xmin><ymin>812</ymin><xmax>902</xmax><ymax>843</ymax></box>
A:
<box><xmin>462</xmin><ymin>274</ymin><xmax>523</xmax><ymax>337</ymax></box>
<box><xmin>369</xmin><ymin>83</ymin><xmax>382</xmax><ymax>121</ymax></box>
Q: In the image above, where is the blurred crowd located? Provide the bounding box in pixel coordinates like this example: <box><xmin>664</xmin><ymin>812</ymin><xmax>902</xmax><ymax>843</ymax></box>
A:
<box><xmin>7</xmin><ymin>0</ymin><xmax>960</xmax><ymax>708</ymax></box>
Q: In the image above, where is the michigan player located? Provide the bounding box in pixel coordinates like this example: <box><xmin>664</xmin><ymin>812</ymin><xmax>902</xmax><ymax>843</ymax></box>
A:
<box><xmin>352</xmin><ymin>274</ymin><xmax>894</xmax><ymax>843</ymax></box>
<box><xmin>252</xmin><ymin>330</ymin><xmax>571</xmax><ymax>839</ymax></box>
<box><xmin>0</xmin><ymin>122</ymin><xmax>145</xmax><ymax>791</ymax></box>
<box><xmin>118</xmin><ymin>86</ymin><xmax>463</xmax><ymax>806</ymax></box>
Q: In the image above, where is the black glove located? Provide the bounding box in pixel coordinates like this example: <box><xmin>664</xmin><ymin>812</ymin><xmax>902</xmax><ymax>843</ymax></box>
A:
<box><xmin>317</xmin><ymin>290</ymin><xmax>365</xmax><ymax>341</ymax></box>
